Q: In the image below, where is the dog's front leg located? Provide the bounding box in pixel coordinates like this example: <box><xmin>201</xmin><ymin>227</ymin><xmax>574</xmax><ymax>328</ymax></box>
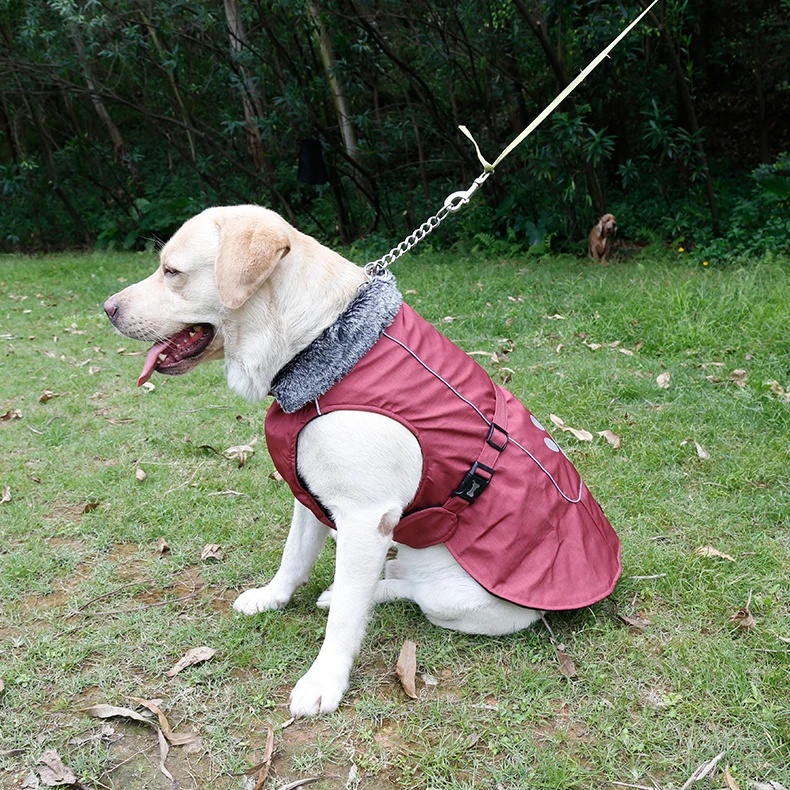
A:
<box><xmin>288</xmin><ymin>507</ymin><xmax>394</xmax><ymax>718</ymax></box>
<box><xmin>234</xmin><ymin>500</ymin><xmax>329</xmax><ymax>614</ymax></box>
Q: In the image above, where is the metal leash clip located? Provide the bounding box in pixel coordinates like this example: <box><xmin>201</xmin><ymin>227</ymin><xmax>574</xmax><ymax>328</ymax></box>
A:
<box><xmin>443</xmin><ymin>172</ymin><xmax>492</xmax><ymax>213</ymax></box>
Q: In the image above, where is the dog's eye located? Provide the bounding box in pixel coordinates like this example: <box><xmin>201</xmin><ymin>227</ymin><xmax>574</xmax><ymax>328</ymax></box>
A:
<box><xmin>162</xmin><ymin>266</ymin><xmax>180</xmax><ymax>277</ymax></box>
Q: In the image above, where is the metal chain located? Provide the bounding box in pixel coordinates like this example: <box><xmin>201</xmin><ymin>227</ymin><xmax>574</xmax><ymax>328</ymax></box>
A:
<box><xmin>364</xmin><ymin>204</ymin><xmax>451</xmax><ymax>278</ymax></box>
<box><xmin>364</xmin><ymin>172</ymin><xmax>491</xmax><ymax>278</ymax></box>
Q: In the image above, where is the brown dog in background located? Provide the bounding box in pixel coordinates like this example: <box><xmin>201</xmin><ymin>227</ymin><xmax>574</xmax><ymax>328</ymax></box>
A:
<box><xmin>588</xmin><ymin>214</ymin><xmax>617</xmax><ymax>263</ymax></box>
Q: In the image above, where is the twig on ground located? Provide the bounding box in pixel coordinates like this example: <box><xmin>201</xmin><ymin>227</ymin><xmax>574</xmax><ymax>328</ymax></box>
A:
<box><xmin>78</xmin><ymin>591</ymin><xmax>200</xmax><ymax>616</ymax></box>
<box><xmin>274</xmin><ymin>779</ymin><xmax>321</xmax><ymax>790</ymax></box>
<box><xmin>106</xmin><ymin>742</ymin><xmax>158</xmax><ymax>774</ymax></box>
<box><xmin>629</xmin><ymin>574</ymin><xmax>667</xmax><ymax>580</ymax></box>
<box><xmin>679</xmin><ymin>751</ymin><xmax>726</xmax><ymax>790</ymax></box>
<box><xmin>252</xmin><ymin>725</ymin><xmax>275</xmax><ymax>790</ymax></box>
<box><xmin>75</xmin><ymin>581</ymin><xmax>145</xmax><ymax>611</ymax></box>
<box><xmin>164</xmin><ymin>461</ymin><xmax>205</xmax><ymax>495</ymax></box>
<box><xmin>539</xmin><ymin>613</ymin><xmax>558</xmax><ymax>642</ymax></box>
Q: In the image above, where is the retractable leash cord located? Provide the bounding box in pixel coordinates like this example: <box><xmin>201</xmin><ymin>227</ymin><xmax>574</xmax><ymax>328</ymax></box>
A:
<box><xmin>363</xmin><ymin>0</ymin><xmax>659</xmax><ymax>278</ymax></box>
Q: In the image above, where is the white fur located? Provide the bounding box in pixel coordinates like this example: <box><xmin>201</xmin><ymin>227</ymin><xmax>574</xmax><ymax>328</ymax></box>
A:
<box><xmin>107</xmin><ymin>205</ymin><xmax>541</xmax><ymax>718</ymax></box>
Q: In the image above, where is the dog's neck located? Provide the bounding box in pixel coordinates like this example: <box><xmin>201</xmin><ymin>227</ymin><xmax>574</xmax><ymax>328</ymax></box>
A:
<box><xmin>222</xmin><ymin>236</ymin><xmax>399</xmax><ymax>405</ymax></box>
<box><xmin>271</xmin><ymin>272</ymin><xmax>402</xmax><ymax>412</ymax></box>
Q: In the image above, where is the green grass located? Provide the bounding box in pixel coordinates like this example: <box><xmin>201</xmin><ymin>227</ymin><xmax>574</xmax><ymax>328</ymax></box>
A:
<box><xmin>1</xmin><ymin>247</ymin><xmax>789</xmax><ymax>790</ymax></box>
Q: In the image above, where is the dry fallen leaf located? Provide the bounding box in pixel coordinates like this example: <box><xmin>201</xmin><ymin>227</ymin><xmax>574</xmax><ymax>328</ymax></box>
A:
<box><xmin>166</xmin><ymin>646</ymin><xmax>216</xmax><ymax>678</ymax></box>
<box><xmin>556</xmin><ymin>644</ymin><xmax>577</xmax><ymax>678</ymax></box>
<box><xmin>723</xmin><ymin>766</ymin><xmax>742</xmax><ymax>790</ymax></box>
<box><xmin>201</xmin><ymin>543</ymin><xmax>224</xmax><ymax>562</ymax></box>
<box><xmin>543</xmin><ymin>314</ymin><xmax>565</xmax><ymax>320</ymax></box>
<box><xmin>618</xmin><ymin>347</ymin><xmax>634</xmax><ymax>356</ymax></box>
<box><xmin>141</xmin><ymin>381</ymin><xmax>155</xmax><ymax>393</ymax></box>
<box><xmin>498</xmin><ymin>367</ymin><xmax>515</xmax><ymax>384</ymax></box>
<box><xmin>1</xmin><ymin>409</ymin><xmax>22</xmax><ymax>421</ymax></box>
<box><xmin>156</xmin><ymin>537</ymin><xmax>170</xmax><ymax>556</ymax></box>
<box><xmin>618</xmin><ymin>614</ymin><xmax>650</xmax><ymax>630</ymax></box>
<box><xmin>1</xmin><ymin>486</ymin><xmax>10</xmax><ymax>504</ymax></box>
<box><xmin>731</xmin><ymin>608</ymin><xmax>756</xmax><ymax>630</ymax></box>
<box><xmin>550</xmin><ymin>414</ymin><xmax>593</xmax><ymax>442</ymax></box>
<box><xmin>731</xmin><ymin>592</ymin><xmax>756</xmax><ymax>631</ymax></box>
<box><xmin>81</xmin><ymin>702</ymin><xmax>156</xmax><ymax>727</ymax></box>
<box><xmin>695</xmin><ymin>545</ymin><xmax>736</xmax><ymax>562</ymax></box>
<box><xmin>396</xmin><ymin>640</ymin><xmax>418</xmax><ymax>699</ymax></box>
<box><xmin>36</xmin><ymin>749</ymin><xmax>78</xmax><ymax>787</ymax></box>
<box><xmin>729</xmin><ymin>369</ymin><xmax>748</xmax><ymax>386</ymax></box>
<box><xmin>597</xmin><ymin>430</ymin><xmax>621</xmax><ymax>449</ymax></box>
<box><xmin>694</xmin><ymin>441</ymin><xmax>711</xmax><ymax>460</ymax></box>
<box><xmin>223</xmin><ymin>437</ymin><xmax>258</xmax><ymax>467</ymax></box>
<box><xmin>135</xmin><ymin>467</ymin><xmax>147</xmax><ymax>482</ymax></box>
<box><xmin>404</xmin><ymin>289</ymin><xmax>419</xmax><ymax>295</ymax></box>
<box><xmin>269</xmin><ymin>470</ymin><xmax>284</xmax><ymax>482</ymax></box>
<box><xmin>37</xmin><ymin>390</ymin><xmax>66</xmax><ymax>403</ymax></box>
<box><xmin>706</xmin><ymin>375</ymin><xmax>723</xmax><ymax>383</ymax></box>
<box><xmin>105</xmin><ymin>417</ymin><xmax>135</xmax><ymax>425</ymax></box>
<box><xmin>583</xmin><ymin>340</ymin><xmax>602</xmax><ymax>351</ymax></box>
<box><xmin>656</xmin><ymin>371</ymin><xmax>671</xmax><ymax>389</ymax></box>
<box><xmin>131</xmin><ymin>697</ymin><xmax>201</xmax><ymax>747</ymax></box>
<box><xmin>766</xmin><ymin>380</ymin><xmax>785</xmax><ymax>396</ymax></box>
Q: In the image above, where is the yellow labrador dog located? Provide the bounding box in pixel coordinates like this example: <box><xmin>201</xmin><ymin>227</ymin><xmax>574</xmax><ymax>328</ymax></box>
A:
<box><xmin>105</xmin><ymin>205</ymin><xmax>545</xmax><ymax>717</ymax></box>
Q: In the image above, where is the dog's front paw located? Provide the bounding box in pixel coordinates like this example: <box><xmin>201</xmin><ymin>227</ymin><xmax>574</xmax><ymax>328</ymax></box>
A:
<box><xmin>289</xmin><ymin>663</ymin><xmax>348</xmax><ymax>717</ymax></box>
<box><xmin>233</xmin><ymin>585</ymin><xmax>288</xmax><ymax>615</ymax></box>
<box><xmin>315</xmin><ymin>584</ymin><xmax>333</xmax><ymax>609</ymax></box>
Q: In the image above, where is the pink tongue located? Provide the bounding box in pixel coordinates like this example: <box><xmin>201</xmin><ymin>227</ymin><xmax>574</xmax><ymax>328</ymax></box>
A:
<box><xmin>138</xmin><ymin>340</ymin><xmax>171</xmax><ymax>387</ymax></box>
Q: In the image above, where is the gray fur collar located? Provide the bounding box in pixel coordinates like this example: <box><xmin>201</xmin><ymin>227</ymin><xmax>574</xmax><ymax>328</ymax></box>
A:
<box><xmin>271</xmin><ymin>272</ymin><xmax>403</xmax><ymax>413</ymax></box>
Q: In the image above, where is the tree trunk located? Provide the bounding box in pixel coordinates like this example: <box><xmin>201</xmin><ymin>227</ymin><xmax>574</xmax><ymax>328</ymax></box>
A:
<box><xmin>305</xmin><ymin>0</ymin><xmax>359</xmax><ymax>165</ymax></box>
<box><xmin>647</xmin><ymin>6</ymin><xmax>720</xmax><ymax>235</ymax></box>
<box><xmin>140</xmin><ymin>9</ymin><xmax>197</xmax><ymax>162</ymax></box>
<box><xmin>29</xmin><ymin>98</ymin><xmax>93</xmax><ymax>246</ymax></box>
<box><xmin>71</xmin><ymin>30</ymin><xmax>126</xmax><ymax>162</ymax></box>
<box><xmin>511</xmin><ymin>0</ymin><xmax>605</xmax><ymax>219</ymax></box>
<box><xmin>223</xmin><ymin>0</ymin><xmax>269</xmax><ymax>173</ymax></box>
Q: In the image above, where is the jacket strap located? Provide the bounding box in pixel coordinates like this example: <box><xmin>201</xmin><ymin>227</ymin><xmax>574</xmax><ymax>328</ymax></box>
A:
<box><xmin>444</xmin><ymin>383</ymin><xmax>509</xmax><ymax>514</ymax></box>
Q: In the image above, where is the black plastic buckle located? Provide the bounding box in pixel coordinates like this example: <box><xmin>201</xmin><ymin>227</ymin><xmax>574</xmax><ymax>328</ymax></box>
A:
<box><xmin>453</xmin><ymin>461</ymin><xmax>495</xmax><ymax>503</ymax></box>
<box><xmin>486</xmin><ymin>422</ymin><xmax>508</xmax><ymax>452</ymax></box>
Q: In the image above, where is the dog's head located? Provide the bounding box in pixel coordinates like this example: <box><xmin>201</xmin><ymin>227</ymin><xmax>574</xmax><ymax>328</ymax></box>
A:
<box><xmin>597</xmin><ymin>213</ymin><xmax>617</xmax><ymax>237</ymax></box>
<box><xmin>104</xmin><ymin>205</ymin><xmax>291</xmax><ymax>386</ymax></box>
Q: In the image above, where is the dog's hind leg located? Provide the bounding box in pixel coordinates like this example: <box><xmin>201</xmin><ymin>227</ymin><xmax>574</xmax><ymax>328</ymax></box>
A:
<box><xmin>316</xmin><ymin>574</ymin><xmax>414</xmax><ymax>609</ymax></box>
<box><xmin>234</xmin><ymin>500</ymin><xmax>329</xmax><ymax>614</ymax></box>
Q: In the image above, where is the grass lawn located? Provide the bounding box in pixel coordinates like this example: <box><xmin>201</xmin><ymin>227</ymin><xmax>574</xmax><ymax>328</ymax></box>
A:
<box><xmin>1</xmin><ymin>246</ymin><xmax>789</xmax><ymax>790</ymax></box>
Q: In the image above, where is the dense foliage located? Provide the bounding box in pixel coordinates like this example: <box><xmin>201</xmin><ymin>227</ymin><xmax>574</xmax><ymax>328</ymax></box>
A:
<box><xmin>0</xmin><ymin>0</ymin><xmax>788</xmax><ymax>261</ymax></box>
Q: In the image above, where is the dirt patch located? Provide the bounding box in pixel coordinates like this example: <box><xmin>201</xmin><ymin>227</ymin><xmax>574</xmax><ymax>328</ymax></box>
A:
<box><xmin>99</xmin><ymin>720</ymin><xmax>207</xmax><ymax>790</ymax></box>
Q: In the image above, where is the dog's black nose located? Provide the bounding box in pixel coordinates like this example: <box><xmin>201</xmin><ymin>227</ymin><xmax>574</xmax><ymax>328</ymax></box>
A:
<box><xmin>103</xmin><ymin>298</ymin><xmax>118</xmax><ymax>318</ymax></box>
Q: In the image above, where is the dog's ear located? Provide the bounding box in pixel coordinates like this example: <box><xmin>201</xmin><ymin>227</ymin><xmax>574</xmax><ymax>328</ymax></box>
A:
<box><xmin>215</xmin><ymin>217</ymin><xmax>291</xmax><ymax>310</ymax></box>
<box><xmin>597</xmin><ymin>220</ymin><xmax>604</xmax><ymax>235</ymax></box>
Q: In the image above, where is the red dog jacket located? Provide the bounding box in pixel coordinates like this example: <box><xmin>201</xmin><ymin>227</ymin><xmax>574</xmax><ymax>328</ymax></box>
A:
<box><xmin>266</xmin><ymin>302</ymin><xmax>621</xmax><ymax>611</ymax></box>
